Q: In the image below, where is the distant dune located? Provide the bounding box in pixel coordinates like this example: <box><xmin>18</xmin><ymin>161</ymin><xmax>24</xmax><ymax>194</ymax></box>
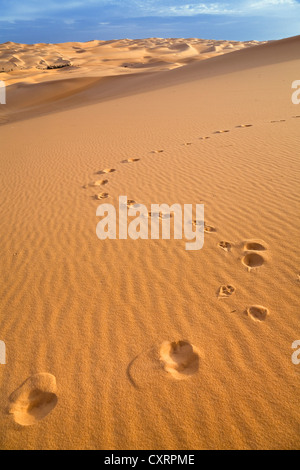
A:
<box><xmin>0</xmin><ymin>38</ymin><xmax>268</xmax><ymax>124</ymax></box>
<box><xmin>0</xmin><ymin>37</ymin><xmax>265</xmax><ymax>77</ymax></box>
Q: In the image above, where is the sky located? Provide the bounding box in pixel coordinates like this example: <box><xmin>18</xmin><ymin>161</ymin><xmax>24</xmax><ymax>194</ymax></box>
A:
<box><xmin>0</xmin><ymin>0</ymin><xmax>299</xmax><ymax>44</ymax></box>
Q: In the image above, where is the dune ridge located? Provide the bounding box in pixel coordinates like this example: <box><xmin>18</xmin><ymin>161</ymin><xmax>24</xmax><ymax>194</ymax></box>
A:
<box><xmin>0</xmin><ymin>37</ymin><xmax>268</xmax><ymax>125</ymax></box>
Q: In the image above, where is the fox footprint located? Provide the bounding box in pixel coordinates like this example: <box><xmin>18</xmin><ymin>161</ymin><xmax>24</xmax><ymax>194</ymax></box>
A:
<box><xmin>218</xmin><ymin>241</ymin><xmax>232</xmax><ymax>252</ymax></box>
<box><xmin>94</xmin><ymin>192</ymin><xmax>110</xmax><ymax>200</ymax></box>
<box><xmin>204</xmin><ymin>224</ymin><xmax>217</xmax><ymax>233</ymax></box>
<box><xmin>218</xmin><ymin>285</ymin><xmax>236</xmax><ymax>298</ymax></box>
<box><xmin>96</xmin><ymin>168</ymin><xmax>116</xmax><ymax>175</ymax></box>
<box><xmin>88</xmin><ymin>179</ymin><xmax>108</xmax><ymax>187</ymax></box>
<box><xmin>122</xmin><ymin>158</ymin><xmax>140</xmax><ymax>163</ymax></box>
<box><xmin>192</xmin><ymin>221</ymin><xmax>216</xmax><ymax>233</ymax></box>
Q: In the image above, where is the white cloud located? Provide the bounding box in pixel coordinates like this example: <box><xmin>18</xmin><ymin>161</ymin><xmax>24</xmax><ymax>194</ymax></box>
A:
<box><xmin>154</xmin><ymin>3</ymin><xmax>239</xmax><ymax>16</ymax></box>
<box><xmin>246</xmin><ymin>0</ymin><xmax>300</xmax><ymax>17</ymax></box>
<box><xmin>250</xmin><ymin>0</ymin><xmax>296</xmax><ymax>5</ymax></box>
<box><xmin>126</xmin><ymin>0</ymin><xmax>300</xmax><ymax>17</ymax></box>
<box><xmin>1</xmin><ymin>0</ymin><xmax>300</xmax><ymax>23</ymax></box>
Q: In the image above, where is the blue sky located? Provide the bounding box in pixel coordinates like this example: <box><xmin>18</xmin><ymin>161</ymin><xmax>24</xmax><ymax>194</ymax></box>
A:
<box><xmin>0</xmin><ymin>0</ymin><xmax>299</xmax><ymax>43</ymax></box>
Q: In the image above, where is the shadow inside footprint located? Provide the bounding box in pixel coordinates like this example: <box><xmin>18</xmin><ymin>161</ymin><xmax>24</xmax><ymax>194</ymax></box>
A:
<box><xmin>242</xmin><ymin>252</ymin><xmax>264</xmax><ymax>269</ymax></box>
<box><xmin>159</xmin><ymin>340</ymin><xmax>200</xmax><ymax>379</ymax></box>
<box><xmin>244</xmin><ymin>242</ymin><xmax>265</xmax><ymax>251</ymax></box>
<box><xmin>246</xmin><ymin>305</ymin><xmax>269</xmax><ymax>322</ymax></box>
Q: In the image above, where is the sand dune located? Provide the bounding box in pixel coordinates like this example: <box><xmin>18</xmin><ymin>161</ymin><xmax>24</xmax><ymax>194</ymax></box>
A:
<box><xmin>0</xmin><ymin>37</ymin><xmax>263</xmax><ymax>78</ymax></box>
<box><xmin>0</xmin><ymin>35</ymin><xmax>299</xmax><ymax>450</ymax></box>
<box><xmin>0</xmin><ymin>37</ymin><xmax>266</xmax><ymax>124</ymax></box>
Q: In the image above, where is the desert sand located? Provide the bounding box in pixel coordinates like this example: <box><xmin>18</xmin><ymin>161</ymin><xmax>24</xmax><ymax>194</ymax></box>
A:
<box><xmin>0</xmin><ymin>35</ymin><xmax>299</xmax><ymax>450</ymax></box>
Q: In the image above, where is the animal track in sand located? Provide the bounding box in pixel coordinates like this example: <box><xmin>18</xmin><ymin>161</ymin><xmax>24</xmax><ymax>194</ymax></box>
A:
<box><xmin>9</xmin><ymin>373</ymin><xmax>58</xmax><ymax>426</ymax></box>
<box><xmin>89</xmin><ymin>179</ymin><xmax>109</xmax><ymax>187</ymax></box>
<box><xmin>159</xmin><ymin>340</ymin><xmax>200</xmax><ymax>379</ymax></box>
<box><xmin>246</xmin><ymin>305</ymin><xmax>269</xmax><ymax>322</ymax></box>
<box><xmin>199</xmin><ymin>136</ymin><xmax>210</xmax><ymax>140</ymax></box>
<box><xmin>270</xmin><ymin>120</ymin><xmax>285</xmax><ymax>123</ymax></box>
<box><xmin>242</xmin><ymin>239</ymin><xmax>267</xmax><ymax>270</ymax></box>
<box><xmin>149</xmin><ymin>211</ymin><xmax>173</xmax><ymax>220</ymax></box>
<box><xmin>214</xmin><ymin>130</ymin><xmax>230</xmax><ymax>134</ymax></box>
<box><xmin>121</xmin><ymin>158</ymin><xmax>140</xmax><ymax>163</ymax></box>
<box><xmin>192</xmin><ymin>221</ymin><xmax>216</xmax><ymax>233</ymax></box>
<box><xmin>204</xmin><ymin>223</ymin><xmax>217</xmax><ymax>233</ymax></box>
<box><xmin>218</xmin><ymin>241</ymin><xmax>232</xmax><ymax>252</ymax></box>
<box><xmin>151</xmin><ymin>150</ymin><xmax>164</xmax><ymax>154</ymax></box>
<box><xmin>218</xmin><ymin>285</ymin><xmax>236</xmax><ymax>298</ymax></box>
<box><xmin>244</xmin><ymin>241</ymin><xmax>266</xmax><ymax>251</ymax></box>
<box><xmin>127</xmin><ymin>199</ymin><xmax>137</xmax><ymax>208</ymax></box>
<box><xmin>236</xmin><ymin>124</ymin><xmax>253</xmax><ymax>128</ymax></box>
<box><xmin>242</xmin><ymin>252</ymin><xmax>264</xmax><ymax>269</ymax></box>
<box><xmin>183</xmin><ymin>142</ymin><xmax>192</xmax><ymax>146</ymax></box>
<box><xmin>292</xmin><ymin>115</ymin><xmax>300</xmax><ymax>118</ymax></box>
<box><xmin>96</xmin><ymin>168</ymin><xmax>116</xmax><ymax>175</ymax></box>
<box><xmin>94</xmin><ymin>192</ymin><xmax>110</xmax><ymax>200</ymax></box>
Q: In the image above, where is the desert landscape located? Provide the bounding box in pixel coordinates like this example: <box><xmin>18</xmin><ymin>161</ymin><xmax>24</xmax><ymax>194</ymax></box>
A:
<box><xmin>0</xmin><ymin>34</ymin><xmax>299</xmax><ymax>450</ymax></box>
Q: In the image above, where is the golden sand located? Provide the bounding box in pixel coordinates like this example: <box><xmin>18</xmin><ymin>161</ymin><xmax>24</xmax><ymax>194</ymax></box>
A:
<box><xmin>0</xmin><ymin>36</ymin><xmax>300</xmax><ymax>450</ymax></box>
